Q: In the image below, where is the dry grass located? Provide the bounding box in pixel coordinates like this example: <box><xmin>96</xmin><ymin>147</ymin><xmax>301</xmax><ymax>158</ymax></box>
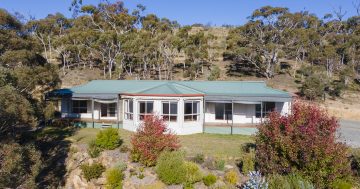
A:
<box><xmin>67</xmin><ymin>128</ymin><xmax>254</xmax><ymax>159</ymax></box>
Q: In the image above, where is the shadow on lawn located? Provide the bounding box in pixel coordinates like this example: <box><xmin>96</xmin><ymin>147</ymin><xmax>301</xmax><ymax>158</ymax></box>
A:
<box><xmin>33</xmin><ymin>126</ymin><xmax>78</xmax><ymax>188</ymax></box>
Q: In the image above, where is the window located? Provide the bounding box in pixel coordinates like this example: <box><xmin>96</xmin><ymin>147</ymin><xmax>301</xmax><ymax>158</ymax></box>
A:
<box><xmin>124</xmin><ymin>99</ymin><xmax>133</xmax><ymax>120</ymax></box>
<box><xmin>184</xmin><ymin>101</ymin><xmax>200</xmax><ymax>121</ymax></box>
<box><xmin>72</xmin><ymin>100</ymin><xmax>87</xmax><ymax>113</ymax></box>
<box><xmin>215</xmin><ymin>103</ymin><xmax>232</xmax><ymax>120</ymax></box>
<box><xmin>162</xmin><ymin>101</ymin><xmax>178</xmax><ymax>122</ymax></box>
<box><xmin>101</xmin><ymin>103</ymin><xmax>116</xmax><ymax>117</ymax></box>
<box><xmin>255</xmin><ymin>102</ymin><xmax>276</xmax><ymax>118</ymax></box>
<box><xmin>139</xmin><ymin>101</ymin><xmax>154</xmax><ymax>120</ymax></box>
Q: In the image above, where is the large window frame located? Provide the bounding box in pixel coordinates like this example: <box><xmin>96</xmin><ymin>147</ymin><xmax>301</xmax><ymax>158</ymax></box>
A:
<box><xmin>124</xmin><ymin>99</ymin><xmax>133</xmax><ymax>120</ymax></box>
<box><xmin>184</xmin><ymin>101</ymin><xmax>200</xmax><ymax>122</ymax></box>
<box><xmin>139</xmin><ymin>101</ymin><xmax>154</xmax><ymax>120</ymax></box>
<box><xmin>72</xmin><ymin>100</ymin><xmax>87</xmax><ymax>114</ymax></box>
<box><xmin>215</xmin><ymin>103</ymin><xmax>232</xmax><ymax>120</ymax></box>
<box><xmin>101</xmin><ymin>103</ymin><xmax>116</xmax><ymax>117</ymax></box>
<box><xmin>255</xmin><ymin>102</ymin><xmax>276</xmax><ymax>118</ymax></box>
<box><xmin>162</xmin><ymin>101</ymin><xmax>178</xmax><ymax>122</ymax></box>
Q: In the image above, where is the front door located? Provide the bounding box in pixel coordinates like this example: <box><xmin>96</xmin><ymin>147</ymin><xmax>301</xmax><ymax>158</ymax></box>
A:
<box><xmin>215</xmin><ymin>103</ymin><xmax>232</xmax><ymax>122</ymax></box>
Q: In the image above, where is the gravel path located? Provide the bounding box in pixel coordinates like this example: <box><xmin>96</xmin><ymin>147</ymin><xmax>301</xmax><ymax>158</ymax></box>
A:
<box><xmin>338</xmin><ymin>120</ymin><xmax>360</xmax><ymax>148</ymax></box>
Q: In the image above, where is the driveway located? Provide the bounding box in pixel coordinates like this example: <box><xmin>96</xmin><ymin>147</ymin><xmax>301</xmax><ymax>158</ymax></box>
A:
<box><xmin>339</xmin><ymin>120</ymin><xmax>360</xmax><ymax>148</ymax></box>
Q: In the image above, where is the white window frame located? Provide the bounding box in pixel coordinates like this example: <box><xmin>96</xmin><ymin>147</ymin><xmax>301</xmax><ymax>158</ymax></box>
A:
<box><xmin>138</xmin><ymin>101</ymin><xmax>154</xmax><ymax>120</ymax></box>
<box><xmin>72</xmin><ymin>100</ymin><xmax>87</xmax><ymax>114</ymax></box>
<box><xmin>184</xmin><ymin>101</ymin><xmax>200</xmax><ymax>122</ymax></box>
<box><xmin>124</xmin><ymin>99</ymin><xmax>133</xmax><ymax>120</ymax></box>
<box><xmin>162</xmin><ymin>101</ymin><xmax>178</xmax><ymax>122</ymax></box>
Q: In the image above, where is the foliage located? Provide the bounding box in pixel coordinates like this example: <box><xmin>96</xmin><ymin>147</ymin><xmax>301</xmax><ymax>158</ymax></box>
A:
<box><xmin>131</xmin><ymin>115</ymin><xmax>180</xmax><ymax>166</ymax></box>
<box><xmin>240</xmin><ymin>150</ymin><xmax>255</xmax><ymax>174</ymax></box>
<box><xmin>88</xmin><ymin>139</ymin><xmax>102</xmax><ymax>158</ymax></box>
<box><xmin>105</xmin><ymin>168</ymin><xmax>123</xmax><ymax>189</ymax></box>
<box><xmin>300</xmin><ymin>74</ymin><xmax>328</xmax><ymax>100</ymax></box>
<box><xmin>255</xmin><ymin>101</ymin><xmax>351</xmax><ymax>188</ymax></box>
<box><xmin>242</xmin><ymin>171</ymin><xmax>268</xmax><ymax>189</ymax></box>
<box><xmin>95</xmin><ymin>128</ymin><xmax>122</xmax><ymax>150</ymax></box>
<box><xmin>224</xmin><ymin>170</ymin><xmax>239</xmax><ymax>185</ymax></box>
<box><xmin>80</xmin><ymin>163</ymin><xmax>105</xmax><ymax>181</ymax></box>
<box><xmin>331</xmin><ymin>180</ymin><xmax>353</xmax><ymax>189</ymax></box>
<box><xmin>215</xmin><ymin>159</ymin><xmax>226</xmax><ymax>171</ymax></box>
<box><xmin>268</xmin><ymin>174</ymin><xmax>315</xmax><ymax>189</ymax></box>
<box><xmin>208</xmin><ymin>65</ymin><xmax>220</xmax><ymax>80</ymax></box>
<box><xmin>184</xmin><ymin>161</ymin><xmax>203</xmax><ymax>185</ymax></box>
<box><xmin>155</xmin><ymin>151</ymin><xmax>187</xmax><ymax>185</ymax></box>
<box><xmin>193</xmin><ymin>153</ymin><xmax>205</xmax><ymax>164</ymax></box>
<box><xmin>203</xmin><ymin>174</ymin><xmax>217</xmax><ymax>186</ymax></box>
<box><xmin>119</xmin><ymin>145</ymin><xmax>129</xmax><ymax>153</ymax></box>
<box><xmin>114</xmin><ymin>161</ymin><xmax>127</xmax><ymax>172</ymax></box>
<box><xmin>0</xmin><ymin>142</ymin><xmax>42</xmax><ymax>188</ymax></box>
<box><xmin>351</xmin><ymin>149</ymin><xmax>360</xmax><ymax>177</ymax></box>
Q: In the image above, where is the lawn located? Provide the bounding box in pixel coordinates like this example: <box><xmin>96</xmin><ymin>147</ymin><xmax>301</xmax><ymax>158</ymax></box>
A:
<box><xmin>66</xmin><ymin>128</ymin><xmax>254</xmax><ymax>159</ymax></box>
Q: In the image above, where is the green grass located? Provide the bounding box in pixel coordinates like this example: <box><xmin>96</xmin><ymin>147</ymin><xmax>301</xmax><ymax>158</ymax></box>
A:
<box><xmin>66</xmin><ymin>128</ymin><xmax>254</xmax><ymax>158</ymax></box>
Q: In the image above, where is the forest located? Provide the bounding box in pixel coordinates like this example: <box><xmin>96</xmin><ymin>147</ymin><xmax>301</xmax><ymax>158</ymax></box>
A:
<box><xmin>1</xmin><ymin>0</ymin><xmax>360</xmax><ymax>188</ymax></box>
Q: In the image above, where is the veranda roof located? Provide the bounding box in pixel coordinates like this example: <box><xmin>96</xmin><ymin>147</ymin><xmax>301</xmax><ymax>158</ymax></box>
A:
<box><xmin>48</xmin><ymin>80</ymin><xmax>292</xmax><ymax>102</ymax></box>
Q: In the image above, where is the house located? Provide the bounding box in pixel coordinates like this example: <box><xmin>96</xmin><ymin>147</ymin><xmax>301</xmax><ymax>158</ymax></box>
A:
<box><xmin>48</xmin><ymin>80</ymin><xmax>292</xmax><ymax>135</ymax></box>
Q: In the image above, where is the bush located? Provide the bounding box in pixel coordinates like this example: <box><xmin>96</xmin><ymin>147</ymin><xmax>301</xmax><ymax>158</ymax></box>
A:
<box><xmin>80</xmin><ymin>163</ymin><xmax>105</xmax><ymax>181</ymax></box>
<box><xmin>184</xmin><ymin>161</ymin><xmax>203</xmax><ymax>185</ymax></box>
<box><xmin>351</xmin><ymin>149</ymin><xmax>360</xmax><ymax>176</ymax></box>
<box><xmin>114</xmin><ymin>161</ymin><xmax>127</xmax><ymax>172</ymax></box>
<box><xmin>240</xmin><ymin>151</ymin><xmax>255</xmax><ymax>174</ymax></box>
<box><xmin>242</xmin><ymin>171</ymin><xmax>267</xmax><ymax>189</ymax></box>
<box><xmin>156</xmin><ymin>151</ymin><xmax>186</xmax><ymax>185</ymax></box>
<box><xmin>331</xmin><ymin>180</ymin><xmax>353</xmax><ymax>189</ymax></box>
<box><xmin>203</xmin><ymin>174</ymin><xmax>217</xmax><ymax>186</ymax></box>
<box><xmin>119</xmin><ymin>145</ymin><xmax>129</xmax><ymax>153</ymax></box>
<box><xmin>268</xmin><ymin>174</ymin><xmax>314</xmax><ymax>189</ymax></box>
<box><xmin>193</xmin><ymin>153</ymin><xmax>205</xmax><ymax>164</ymax></box>
<box><xmin>95</xmin><ymin>128</ymin><xmax>122</xmax><ymax>150</ymax></box>
<box><xmin>255</xmin><ymin>101</ymin><xmax>351</xmax><ymax>188</ymax></box>
<box><xmin>300</xmin><ymin>74</ymin><xmax>327</xmax><ymax>100</ymax></box>
<box><xmin>131</xmin><ymin>115</ymin><xmax>180</xmax><ymax>166</ymax></box>
<box><xmin>224</xmin><ymin>170</ymin><xmax>239</xmax><ymax>185</ymax></box>
<box><xmin>88</xmin><ymin>140</ymin><xmax>102</xmax><ymax>158</ymax></box>
<box><xmin>208</xmin><ymin>65</ymin><xmax>220</xmax><ymax>81</ymax></box>
<box><xmin>105</xmin><ymin>168</ymin><xmax>123</xmax><ymax>189</ymax></box>
<box><xmin>215</xmin><ymin>159</ymin><xmax>225</xmax><ymax>171</ymax></box>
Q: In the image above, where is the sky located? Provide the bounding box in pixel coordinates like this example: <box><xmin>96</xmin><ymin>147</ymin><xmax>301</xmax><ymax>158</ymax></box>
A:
<box><xmin>0</xmin><ymin>0</ymin><xmax>358</xmax><ymax>26</ymax></box>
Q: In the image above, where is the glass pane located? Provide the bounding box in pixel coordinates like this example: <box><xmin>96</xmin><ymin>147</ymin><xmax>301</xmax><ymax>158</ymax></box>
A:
<box><xmin>193</xmin><ymin>115</ymin><xmax>198</xmax><ymax>121</ymax></box>
<box><xmin>185</xmin><ymin>102</ymin><xmax>192</xmax><ymax>114</ymax></box>
<box><xmin>147</xmin><ymin>102</ymin><xmax>153</xmax><ymax>113</ymax></box>
<box><xmin>170</xmin><ymin>116</ymin><xmax>177</xmax><ymax>122</ymax></box>
<box><xmin>215</xmin><ymin>103</ymin><xmax>224</xmax><ymax>120</ymax></box>
<box><xmin>129</xmin><ymin>100</ymin><xmax>133</xmax><ymax>113</ymax></box>
<box><xmin>170</xmin><ymin>102</ymin><xmax>177</xmax><ymax>114</ymax></box>
<box><xmin>225</xmin><ymin>103</ymin><xmax>232</xmax><ymax>120</ymax></box>
<box><xmin>140</xmin><ymin>102</ymin><xmax>145</xmax><ymax>113</ymax></box>
<box><xmin>163</xmin><ymin>102</ymin><xmax>169</xmax><ymax>114</ymax></box>
<box><xmin>265</xmin><ymin>102</ymin><xmax>275</xmax><ymax>112</ymax></box>
<box><xmin>80</xmin><ymin>101</ymin><xmax>87</xmax><ymax>108</ymax></box>
<box><xmin>163</xmin><ymin>115</ymin><xmax>169</xmax><ymax>121</ymax></box>
<box><xmin>193</xmin><ymin>102</ymin><xmax>198</xmax><ymax>114</ymax></box>
<box><xmin>255</xmin><ymin>104</ymin><xmax>261</xmax><ymax>111</ymax></box>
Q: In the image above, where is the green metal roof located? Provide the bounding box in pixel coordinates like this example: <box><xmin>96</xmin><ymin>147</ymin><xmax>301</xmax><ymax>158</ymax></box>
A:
<box><xmin>53</xmin><ymin>80</ymin><xmax>291</xmax><ymax>98</ymax></box>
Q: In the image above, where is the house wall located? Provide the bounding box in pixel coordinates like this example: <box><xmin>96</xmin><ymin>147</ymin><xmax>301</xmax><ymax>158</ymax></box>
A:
<box><xmin>121</xmin><ymin>95</ymin><xmax>204</xmax><ymax>135</ymax></box>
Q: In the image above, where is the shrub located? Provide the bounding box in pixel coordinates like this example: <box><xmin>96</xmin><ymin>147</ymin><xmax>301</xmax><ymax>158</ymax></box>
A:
<box><xmin>331</xmin><ymin>180</ymin><xmax>353</xmax><ymax>189</ymax></box>
<box><xmin>240</xmin><ymin>150</ymin><xmax>255</xmax><ymax>174</ymax></box>
<box><xmin>105</xmin><ymin>168</ymin><xmax>123</xmax><ymax>189</ymax></box>
<box><xmin>351</xmin><ymin>149</ymin><xmax>360</xmax><ymax>176</ymax></box>
<box><xmin>193</xmin><ymin>153</ymin><xmax>205</xmax><ymax>164</ymax></box>
<box><xmin>203</xmin><ymin>174</ymin><xmax>217</xmax><ymax>186</ymax></box>
<box><xmin>80</xmin><ymin>163</ymin><xmax>105</xmax><ymax>181</ymax></box>
<box><xmin>224</xmin><ymin>170</ymin><xmax>239</xmax><ymax>185</ymax></box>
<box><xmin>255</xmin><ymin>101</ymin><xmax>351</xmax><ymax>188</ymax></box>
<box><xmin>215</xmin><ymin>159</ymin><xmax>225</xmax><ymax>171</ymax></box>
<box><xmin>95</xmin><ymin>128</ymin><xmax>122</xmax><ymax>150</ymax></box>
<box><xmin>208</xmin><ymin>65</ymin><xmax>220</xmax><ymax>81</ymax></box>
<box><xmin>242</xmin><ymin>171</ymin><xmax>268</xmax><ymax>189</ymax></box>
<box><xmin>268</xmin><ymin>174</ymin><xmax>314</xmax><ymax>189</ymax></box>
<box><xmin>156</xmin><ymin>151</ymin><xmax>186</xmax><ymax>185</ymax></box>
<box><xmin>88</xmin><ymin>140</ymin><xmax>102</xmax><ymax>158</ymax></box>
<box><xmin>184</xmin><ymin>161</ymin><xmax>203</xmax><ymax>185</ymax></box>
<box><xmin>119</xmin><ymin>145</ymin><xmax>129</xmax><ymax>153</ymax></box>
<box><xmin>131</xmin><ymin>115</ymin><xmax>180</xmax><ymax>166</ymax></box>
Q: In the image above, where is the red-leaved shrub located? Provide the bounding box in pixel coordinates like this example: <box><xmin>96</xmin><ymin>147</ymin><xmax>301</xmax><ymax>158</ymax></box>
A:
<box><xmin>255</xmin><ymin>101</ymin><xmax>351</xmax><ymax>188</ymax></box>
<box><xmin>131</xmin><ymin>115</ymin><xmax>180</xmax><ymax>166</ymax></box>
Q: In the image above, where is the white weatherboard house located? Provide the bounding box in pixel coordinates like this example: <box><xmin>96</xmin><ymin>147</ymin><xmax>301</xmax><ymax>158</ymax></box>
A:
<box><xmin>48</xmin><ymin>80</ymin><xmax>292</xmax><ymax>135</ymax></box>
